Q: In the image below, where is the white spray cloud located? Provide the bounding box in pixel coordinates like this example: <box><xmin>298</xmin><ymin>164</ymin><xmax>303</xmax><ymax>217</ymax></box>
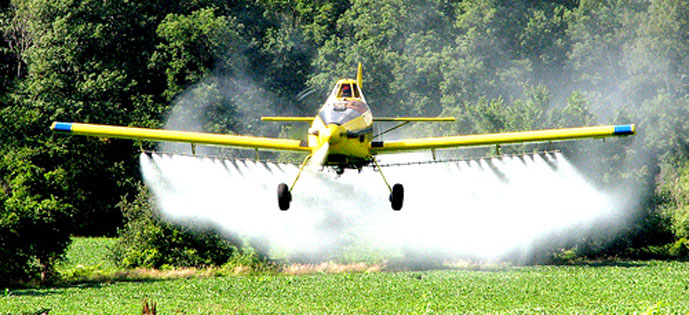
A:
<box><xmin>140</xmin><ymin>151</ymin><xmax>621</xmax><ymax>263</ymax></box>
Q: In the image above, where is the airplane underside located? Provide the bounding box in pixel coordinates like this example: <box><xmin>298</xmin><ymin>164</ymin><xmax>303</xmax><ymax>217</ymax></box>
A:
<box><xmin>324</xmin><ymin>154</ymin><xmax>370</xmax><ymax>174</ymax></box>
<box><xmin>277</xmin><ymin>152</ymin><xmax>404</xmax><ymax>211</ymax></box>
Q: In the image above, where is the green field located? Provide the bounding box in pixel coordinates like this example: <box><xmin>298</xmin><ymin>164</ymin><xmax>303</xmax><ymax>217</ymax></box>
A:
<box><xmin>2</xmin><ymin>238</ymin><xmax>689</xmax><ymax>314</ymax></box>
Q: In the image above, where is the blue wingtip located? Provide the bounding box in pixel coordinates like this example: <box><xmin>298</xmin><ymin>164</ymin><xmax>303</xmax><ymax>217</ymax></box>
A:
<box><xmin>52</xmin><ymin>122</ymin><xmax>73</xmax><ymax>132</ymax></box>
<box><xmin>613</xmin><ymin>124</ymin><xmax>635</xmax><ymax>135</ymax></box>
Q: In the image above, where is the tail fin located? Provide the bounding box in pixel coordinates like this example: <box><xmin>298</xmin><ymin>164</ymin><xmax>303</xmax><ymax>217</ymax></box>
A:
<box><xmin>356</xmin><ymin>63</ymin><xmax>363</xmax><ymax>89</ymax></box>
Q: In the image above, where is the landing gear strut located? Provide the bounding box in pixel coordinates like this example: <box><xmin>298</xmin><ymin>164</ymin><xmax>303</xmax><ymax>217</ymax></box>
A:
<box><xmin>277</xmin><ymin>154</ymin><xmax>312</xmax><ymax>211</ymax></box>
<box><xmin>372</xmin><ymin>157</ymin><xmax>404</xmax><ymax>210</ymax></box>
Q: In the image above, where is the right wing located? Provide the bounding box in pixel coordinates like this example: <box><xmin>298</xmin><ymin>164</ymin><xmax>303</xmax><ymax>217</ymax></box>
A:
<box><xmin>370</xmin><ymin>124</ymin><xmax>635</xmax><ymax>154</ymax></box>
<box><xmin>260</xmin><ymin>116</ymin><xmax>457</xmax><ymax>122</ymax></box>
<box><xmin>373</xmin><ymin>117</ymin><xmax>456</xmax><ymax>122</ymax></box>
<box><xmin>51</xmin><ymin>122</ymin><xmax>311</xmax><ymax>152</ymax></box>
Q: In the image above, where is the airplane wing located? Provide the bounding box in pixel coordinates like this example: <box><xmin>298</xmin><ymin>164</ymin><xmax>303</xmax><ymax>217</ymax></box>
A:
<box><xmin>370</xmin><ymin>124</ymin><xmax>635</xmax><ymax>154</ymax></box>
<box><xmin>260</xmin><ymin>117</ymin><xmax>456</xmax><ymax>122</ymax></box>
<box><xmin>51</xmin><ymin>122</ymin><xmax>311</xmax><ymax>152</ymax></box>
<box><xmin>373</xmin><ymin>117</ymin><xmax>456</xmax><ymax>122</ymax></box>
<box><xmin>260</xmin><ymin>117</ymin><xmax>314</xmax><ymax>122</ymax></box>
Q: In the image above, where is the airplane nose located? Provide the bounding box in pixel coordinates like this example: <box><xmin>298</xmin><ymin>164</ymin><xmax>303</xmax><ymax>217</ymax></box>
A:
<box><xmin>325</xmin><ymin>124</ymin><xmax>343</xmax><ymax>144</ymax></box>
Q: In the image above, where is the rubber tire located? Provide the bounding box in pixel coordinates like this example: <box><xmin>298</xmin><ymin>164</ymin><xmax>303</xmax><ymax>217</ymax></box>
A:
<box><xmin>389</xmin><ymin>183</ymin><xmax>404</xmax><ymax>211</ymax></box>
<box><xmin>277</xmin><ymin>183</ymin><xmax>291</xmax><ymax>211</ymax></box>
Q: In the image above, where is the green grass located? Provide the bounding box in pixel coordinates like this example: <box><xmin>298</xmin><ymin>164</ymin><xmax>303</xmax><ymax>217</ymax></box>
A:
<box><xmin>3</xmin><ymin>238</ymin><xmax>689</xmax><ymax>314</ymax></box>
<box><xmin>57</xmin><ymin>237</ymin><xmax>118</xmax><ymax>271</ymax></box>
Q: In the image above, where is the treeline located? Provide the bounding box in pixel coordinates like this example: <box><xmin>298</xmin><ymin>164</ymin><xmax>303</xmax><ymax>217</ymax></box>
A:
<box><xmin>1</xmin><ymin>0</ymin><xmax>689</xmax><ymax>284</ymax></box>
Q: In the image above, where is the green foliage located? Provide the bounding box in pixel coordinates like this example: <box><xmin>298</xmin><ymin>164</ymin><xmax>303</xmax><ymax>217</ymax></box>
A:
<box><xmin>111</xmin><ymin>184</ymin><xmax>238</xmax><ymax>268</ymax></box>
<box><xmin>2</xmin><ymin>0</ymin><xmax>689</xmax><ymax>279</ymax></box>
<box><xmin>657</xmin><ymin>161</ymin><xmax>689</xmax><ymax>246</ymax></box>
<box><xmin>631</xmin><ymin>238</ymin><xmax>689</xmax><ymax>260</ymax></box>
<box><xmin>667</xmin><ymin>238</ymin><xmax>689</xmax><ymax>257</ymax></box>
<box><xmin>151</xmin><ymin>7</ymin><xmax>246</xmax><ymax>101</ymax></box>
<box><xmin>0</xmin><ymin>146</ymin><xmax>73</xmax><ymax>285</ymax></box>
<box><xmin>3</xmin><ymin>261</ymin><xmax>689</xmax><ymax>313</ymax></box>
<box><xmin>5</xmin><ymin>0</ymin><xmax>174</xmax><ymax>236</ymax></box>
<box><xmin>58</xmin><ymin>237</ymin><xmax>117</xmax><ymax>272</ymax></box>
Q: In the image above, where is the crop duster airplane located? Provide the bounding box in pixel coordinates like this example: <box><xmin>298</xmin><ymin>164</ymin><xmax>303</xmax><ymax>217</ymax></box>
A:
<box><xmin>51</xmin><ymin>64</ymin><xmax>635</xmax><ymax>211</ymax></box>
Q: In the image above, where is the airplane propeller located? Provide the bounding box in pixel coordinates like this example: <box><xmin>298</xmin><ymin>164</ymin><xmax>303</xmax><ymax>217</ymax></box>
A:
<box><xmin>310</xmin><ymin>142</ymin><xmax>329</xmax><ymax>168</ymax></box>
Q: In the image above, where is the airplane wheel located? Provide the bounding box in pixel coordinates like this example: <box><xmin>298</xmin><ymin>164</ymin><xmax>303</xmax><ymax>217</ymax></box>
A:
<box><xmin>389</xmin><ymin>183</ymin><xmax>404</xmax><ymax>211</ymax></box>
<box><xmin>277</xmin><ymin>183</ymin><xmax>291</xmax><ymax>211</ymax></box>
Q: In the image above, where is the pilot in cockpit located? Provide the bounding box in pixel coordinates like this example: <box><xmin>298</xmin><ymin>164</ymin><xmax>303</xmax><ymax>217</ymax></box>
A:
<box><xmin>339</xmin><ymin>84</ymin><xmax>352</xmax><ymax>98</ymax></box>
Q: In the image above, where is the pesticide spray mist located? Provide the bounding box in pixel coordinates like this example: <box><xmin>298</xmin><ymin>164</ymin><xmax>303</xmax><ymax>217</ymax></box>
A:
<box><xmin>140</xmin><ymin>151</ymin><xmax>621</xmax><ymax>264</ymax></box>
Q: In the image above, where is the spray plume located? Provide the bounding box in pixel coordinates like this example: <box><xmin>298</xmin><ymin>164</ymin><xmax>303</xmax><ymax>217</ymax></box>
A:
<box><xmin>139</xmin><ymin>151</ymin><xmax>622</xmax><ymax>264</ymax></box>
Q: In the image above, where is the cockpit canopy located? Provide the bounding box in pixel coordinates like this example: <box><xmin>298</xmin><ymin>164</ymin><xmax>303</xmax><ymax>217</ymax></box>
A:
<box><xmin>329</xmin><ymin>79</ymin><xmax>364</xmax><ymax>102</ymax></box>
<box><xmin>319</xmin><ymin>99</ymin><xmax>370</xmax><ymax>126</ymax></box>
<box><xmin>319</xmin><ymin>80</ymin><xmax>369</xmax><ymax>126</ymax></box>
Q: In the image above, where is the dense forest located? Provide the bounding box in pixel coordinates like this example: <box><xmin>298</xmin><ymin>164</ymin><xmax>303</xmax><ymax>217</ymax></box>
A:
<box><xmin>2</xmin><ymin>0</ymin><xmax>689</xmax><ymax>283</ymax></box>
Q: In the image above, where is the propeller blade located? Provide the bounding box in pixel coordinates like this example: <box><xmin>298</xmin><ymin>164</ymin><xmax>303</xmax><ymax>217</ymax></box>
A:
<box><xmin>309</xmin><ymin>142</ymin><xmax>329</xmax><ymax>168</ymax></box>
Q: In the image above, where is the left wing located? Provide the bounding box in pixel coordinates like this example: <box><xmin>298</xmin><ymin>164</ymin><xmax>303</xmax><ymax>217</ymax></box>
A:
<box><xmin>370</xmin><ymin>124</ymin><xmax>635</xmax><ymax>154</ymax></box>
<box><xmin>260</xmin><ymin>117</ymin><xmax>314</xmax><ymax>122</ymax></box>
<box><xmin>51</xmin><ymin>122</ymin><xmax>310</xmax><ymax>152</ymax></box>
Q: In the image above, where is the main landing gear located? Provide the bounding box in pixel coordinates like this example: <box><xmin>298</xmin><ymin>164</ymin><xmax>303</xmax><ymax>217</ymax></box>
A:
<box><xmin>389</xmin><ymin>183</ymin><xmax>404</xmax><ymax>211</ymax></box>
<box><xmin>277</xmin><ymin>183</ymin><xmax>291</xmax><ymax>210</ymax></box>
<box><xmin>276</xmin><ymin>155</ymin><xmax>404</xmax><ymax>211</ymax></box>
<box><xmin>373</xmin><ymin>157</ymin><xmax>404</xmax><ymax>211</ymax></box>
<box><xmin>277</xmin><ymin>154</ymin><xmax>312</xmax><ymax>211</ymax></box>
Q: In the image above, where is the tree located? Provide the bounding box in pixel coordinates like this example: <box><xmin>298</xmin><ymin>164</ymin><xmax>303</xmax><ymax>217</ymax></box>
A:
<box><xmin>151</xmin><ymin>7</ymin><xmax>246</xmax><ymax>102</ymax></box>
<box><xmin>310</xmin><ymin>0</ymin><xmax>458</xmax><ymax>118</ymax></box>
<box><xmin>0</xmin><ymin>146</ymin><xmax>73</xmax><ymax>283</ymax></box>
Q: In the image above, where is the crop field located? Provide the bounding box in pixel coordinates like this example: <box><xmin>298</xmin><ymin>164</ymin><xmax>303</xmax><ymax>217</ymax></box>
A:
<box><xmin>2</xmin><ymin>238</ymin><xmax>689</xmax><ymax>314</ymax></box>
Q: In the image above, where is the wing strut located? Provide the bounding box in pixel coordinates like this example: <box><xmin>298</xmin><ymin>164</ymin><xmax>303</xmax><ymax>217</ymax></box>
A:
<box><xmin>373</xmin><ymin>121</ymin><xmax>411</xmax><ymax>139</ymax></box>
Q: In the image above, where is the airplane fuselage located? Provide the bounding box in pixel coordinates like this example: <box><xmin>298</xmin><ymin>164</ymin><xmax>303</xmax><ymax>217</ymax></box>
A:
<box><xmin>307</xmin><ymin>78</ymin><xmax>374</xmax><ymax>171</ymax></box>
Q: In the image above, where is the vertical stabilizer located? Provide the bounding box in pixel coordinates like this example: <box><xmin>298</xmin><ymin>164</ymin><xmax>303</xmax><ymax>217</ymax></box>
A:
<box><xmin>357</xmin><ymin>63</ymin><xmax>363</xmax><ymax>89</ymax></box>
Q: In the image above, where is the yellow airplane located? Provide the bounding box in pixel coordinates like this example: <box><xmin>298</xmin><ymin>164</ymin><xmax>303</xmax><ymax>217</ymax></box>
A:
<box><xmin>51</xmin><ymin>63</ymin><xmax>636</xmax><ymax>211</ymax></box>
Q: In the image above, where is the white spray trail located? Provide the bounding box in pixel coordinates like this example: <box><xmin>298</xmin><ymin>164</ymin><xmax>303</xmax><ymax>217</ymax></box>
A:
<box><xmin>140</xmin><ymin>151</ymin><xmax>621</xmax><ymax>262</ymax></box>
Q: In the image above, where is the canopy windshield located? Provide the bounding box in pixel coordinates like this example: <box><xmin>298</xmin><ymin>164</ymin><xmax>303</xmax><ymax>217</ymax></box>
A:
<box><xmin>318</xmin><ymin>100</ymin><xmax>370</xmax><ymax>125</ymax></box>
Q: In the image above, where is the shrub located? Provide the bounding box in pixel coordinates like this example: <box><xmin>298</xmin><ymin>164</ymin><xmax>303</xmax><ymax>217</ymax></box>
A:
<box><xmin>0</xmin><ymin>148</ymin><xmax>74</xmax><ymax>285</ymax></box>
<box><xmin>655</xmin><ymin>160</ymin><xmax>689</xmax><ymax>255</ymax></box>
<box><xmin>111</xmin><ymin>183</ymin><xmax>239</xmax><ymax>268</ymax></box>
